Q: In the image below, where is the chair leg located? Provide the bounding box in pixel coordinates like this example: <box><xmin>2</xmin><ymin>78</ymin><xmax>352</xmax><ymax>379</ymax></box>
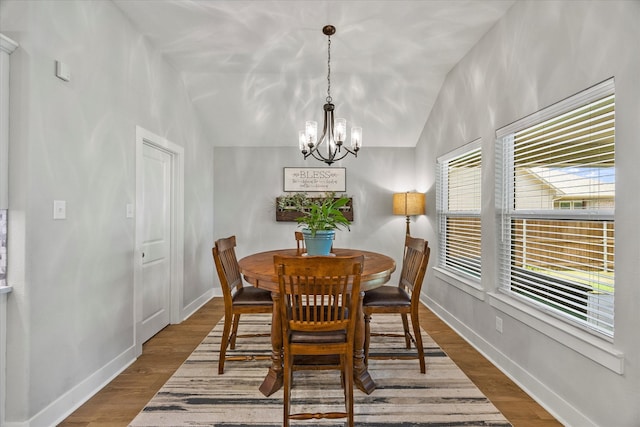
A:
<box><xmin>400</xmin><ymin>313</ymin><xmax>412</xmax><ymax>349</ymax></box>
<box><xmin>283</xmin><ymin>353</ymin><xmax>292</xmax><ymax>427</ymax></box>
<box><xmin>344</xmin><ymin>352</ymin><xmax>355</xmax><ymax>427</ymax></box>
<box><xmin>363</xmin><ymin>312</ymin><xmax>371</xmax><ymax>364</ymax></box>
<box><xmin>411</xmin><ymin>311</ymin><xmax>426</xmax><ymax>374</ymax></box>
<box><xmin>218</xmin><ymin>315</ymin><xmax>232</xmax><ymax>375</ymax></box>
<box><xmin>230</xmin><ymin>313</ymin><xmax>241</xmax><ymax>349</ymax></box>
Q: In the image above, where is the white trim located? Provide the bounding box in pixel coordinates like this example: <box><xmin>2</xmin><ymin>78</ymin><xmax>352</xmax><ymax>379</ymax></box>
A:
<box><xmin>488</xmin><ymin>292</ymin><xmax>623</xmax><ymax>374</ymax></box>
<box><xmin>0</xmin><ymin>35</ymin><xmax>18</xmax><ymax>55</ymax></box>
<box><xmin>496</xmin><ymin>78</ymin><xmax>615</xmax><ymax>138</ymax></box>
<box><xmin>0</xmin><ymin>292</ymin><xmax>9</xmax><ymax>427</ymax></box>
<box><xmin>181</xmin><ymin>289</ymin><xmax>215</xmax><ymax>321</ymax></box>
<box><xmin>425</xmin><ymin>295</ymin><xmax>597</xmax><ymax>427</ymax></box>
<box><xmin>433</xmin><ymin>267</ymin><xmax>485</xmax><ymax>300</ymax></box>
<box><xmin>134</xmin><ymin>126</ymin><xmax>184</xmax><ymax>356</ymax></box>
<box><xmin>0</xmin><ymin>35</ymin><xmax>18</xmax><ymax>210</ymax></box>
<box><xmin>437</xmin><ymin>138</ymin><xmax>482</xmax><ymax>163</ymax></box>
<box><xmin>0</xmin><ymin>33</ymin><xmax>17</xmax><ymax>427</ymax></box>
<box><xmin>21</xmin><ymin>346</ymin><xmax>137</xmax><ymax>427</ymax></box>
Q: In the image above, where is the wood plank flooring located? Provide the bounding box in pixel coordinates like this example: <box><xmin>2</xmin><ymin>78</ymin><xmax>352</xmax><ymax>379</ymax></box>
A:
<box><xmin>59</xmin><ymin>297</ymin><xmax>561</xmax><ymax>427</ymax></box>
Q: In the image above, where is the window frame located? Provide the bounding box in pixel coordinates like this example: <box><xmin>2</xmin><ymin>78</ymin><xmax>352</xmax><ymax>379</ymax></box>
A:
<box><xmin>436</xmin><ymin>139</ymin><xmax>483</xmax><ymax>293</ymax></box>
<box><xmin>495</xmin><ymin>78</ymin><xmax>615</xmax><ymax>340</ymax></box>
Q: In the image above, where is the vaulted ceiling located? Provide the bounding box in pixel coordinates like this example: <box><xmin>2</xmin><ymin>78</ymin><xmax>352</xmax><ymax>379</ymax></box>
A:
<box><xmin>113</xmin><ymin>0</ymin><xmax>514</xmax><ymax>148</ymax></box>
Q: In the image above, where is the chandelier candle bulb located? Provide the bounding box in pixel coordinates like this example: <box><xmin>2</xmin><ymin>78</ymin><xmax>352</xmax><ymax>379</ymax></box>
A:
<box><xmin>351</xmin><ymin>127</ymin><xmax>362</xmax><ymax>151</ymax></box>
<box><xmin>335</xmin><ymin>118</ymin><xmax>346</xmax><ymax>143</ymax></box>
<box><xmin>305</xmin><ymin>121</ymin><xmax>317</xmax><ymax>147</ymax></box>
<box><xmin>298</xmin><ymin>131</ymin><xmax>307</xmax><ymax>153</ymax></box>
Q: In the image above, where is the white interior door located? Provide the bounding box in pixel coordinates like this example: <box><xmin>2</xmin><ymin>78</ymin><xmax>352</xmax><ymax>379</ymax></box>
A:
<box><xmin>139</xmin><ymin>143</ymin><xmax>172</xmax><ymax>343</ymax></box>
<box><xmin>134</xmin><ymin>126</ymin><xmax>184</xmax><ymax>354</ymax></box>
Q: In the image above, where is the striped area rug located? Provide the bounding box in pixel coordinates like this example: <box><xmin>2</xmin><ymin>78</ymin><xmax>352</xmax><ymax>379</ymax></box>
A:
<box><xmin>130</xmin><ymin>314</ymin><xmax>511</xmax><ymax>426</ymax></box>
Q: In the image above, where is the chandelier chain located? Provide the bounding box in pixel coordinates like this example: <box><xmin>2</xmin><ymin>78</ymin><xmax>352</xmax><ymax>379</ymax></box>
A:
<box><xmin>326</xmin><ymin>36</ymin><xmax>332</xmax><ymax>103</ymax></box>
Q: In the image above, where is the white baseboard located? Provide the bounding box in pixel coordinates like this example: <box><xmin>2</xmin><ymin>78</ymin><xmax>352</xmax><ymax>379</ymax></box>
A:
<box><xmin>423</xmin><ymin>295</ymin><xmax>596</xmax><ymax>427</ymax></box>
<box><xmin>5</xmin><ymin>344</ymin><xmax>138</xmax><ymax>427</ymax></box>
<box><xmin>181</xmin><ymin>288</ymin><xmax>216</xmax><ymax>321</ymax></box>
<box><xmin>5</xmin><ymin>289</ymin><xmax>221</xmax><ymax>427</ymax></box>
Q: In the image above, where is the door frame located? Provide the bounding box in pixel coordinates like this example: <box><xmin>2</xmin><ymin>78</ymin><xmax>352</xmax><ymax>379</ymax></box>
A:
<box><xmin>134</xmin><ymin>126</ymin><xmax>184</xmax><ymax>355</ymax></box>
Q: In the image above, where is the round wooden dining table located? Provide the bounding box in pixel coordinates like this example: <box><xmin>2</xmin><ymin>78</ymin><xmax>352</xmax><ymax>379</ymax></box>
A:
<box><xmin>238</xmin><ymin>248</ymin><xmax>396</xmax><ymax>397</ymax></box>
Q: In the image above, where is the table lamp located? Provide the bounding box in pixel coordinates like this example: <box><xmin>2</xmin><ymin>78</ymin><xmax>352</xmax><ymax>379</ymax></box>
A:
<box><xmin>393</xmin><ymin>192</ymin><xmax>425</xmax><ymax>235</ymax></box>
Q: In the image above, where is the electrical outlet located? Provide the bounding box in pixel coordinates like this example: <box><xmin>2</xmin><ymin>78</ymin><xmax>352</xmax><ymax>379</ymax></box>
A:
<box><xmin>496</xmin><ymin>316</ymin><xmax>503</xmax><ymax>333</ymax></box>
<box><xmin>53</xmin><ymin>200</ymin><xmax>66</xmax><ymax>220</ymax></box>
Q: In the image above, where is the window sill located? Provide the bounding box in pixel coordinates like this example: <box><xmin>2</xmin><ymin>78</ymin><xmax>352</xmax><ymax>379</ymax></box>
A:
<box><xmin>0</xmin><ymin>285</ymin><xmax>12</xmax><ymax>295</ymax></box>
<box><xmin>434</xmin><ymin>267</ymin><xmax>484</xmax><ymax>301</ymax></box>
<box><xmin>488</xmin><ymin>292</ymin><xmax>624</xmax><ymax>374</ymax></box>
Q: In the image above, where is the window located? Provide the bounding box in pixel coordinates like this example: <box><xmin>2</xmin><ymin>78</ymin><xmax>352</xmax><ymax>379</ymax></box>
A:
<box><xmin>556</xmin><ymin>200</ymin><xmax>585</xmax><ymax>210</ymax></box>
<box><xmin>496</xmin><ymin>79</ymin><xmax>615</xmax><ymax>337</ymax></box>
<box><xmin>437</xmin><ymin>140</ymin><xmax>482</xmax><ymax>280</ymax></box>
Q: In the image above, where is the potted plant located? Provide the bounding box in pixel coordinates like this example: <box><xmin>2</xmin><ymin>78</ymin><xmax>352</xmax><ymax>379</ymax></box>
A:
<box><xmin>296</xmin><ymin>196</ymin><xmax>351</xmax><ymax>255</ymax></box>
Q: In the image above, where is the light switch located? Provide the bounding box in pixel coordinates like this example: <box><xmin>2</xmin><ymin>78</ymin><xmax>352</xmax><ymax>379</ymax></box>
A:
<box><xmin>55</xmin><ymin>60</ymin><xmax>71</xmax><ymax>82</ymax></box>
<box><xmin>126</xmin><ymin>203</ymin><xmax>134</xmax><ymax>218</ymax></box>
<box><xmin>53</xmin><ymin>200</ymin><xmax>66</xmax><ymax>220</ymax></box>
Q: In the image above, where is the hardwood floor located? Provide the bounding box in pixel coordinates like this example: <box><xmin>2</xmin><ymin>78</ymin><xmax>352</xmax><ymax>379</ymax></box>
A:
<box><xmin>59</xmin><ymin>297</ymin><xmax>561</xmax><ymax>427</ymax></box>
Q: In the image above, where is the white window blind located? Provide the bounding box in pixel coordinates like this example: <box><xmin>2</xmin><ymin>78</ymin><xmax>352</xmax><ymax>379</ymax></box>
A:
<box><xmin>437</xmin><ymin>140</ymin><xmax>482</xmax><ymax>280</ymax></box>
<box><xmin>496</xmin><ymin>79</ymin><xmax>615</xmax><ymax>337</ymax></box>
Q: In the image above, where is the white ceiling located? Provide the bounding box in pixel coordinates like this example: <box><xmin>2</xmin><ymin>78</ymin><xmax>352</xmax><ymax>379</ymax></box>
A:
<box><xmin>113</xmin><ymin>0</ymin><xmax>514</xmax><ymax>148</ymax></box>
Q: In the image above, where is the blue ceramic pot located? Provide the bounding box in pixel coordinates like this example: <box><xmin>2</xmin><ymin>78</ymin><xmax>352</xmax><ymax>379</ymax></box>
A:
<box><xmin>301</xmin><ymin>229</ymin><xmax>335</xmax><ymax>256</ymax></box>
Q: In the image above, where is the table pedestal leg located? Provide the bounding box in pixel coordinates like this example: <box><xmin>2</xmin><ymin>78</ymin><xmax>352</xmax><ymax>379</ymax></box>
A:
<box><xmin>354</xmin><ymin>292</ymin><xmax>375</xmax><ymax>394</ymax></box>
<box><xmin>259</xmin><ymin>292</ymin><xmax>283</xmax><ymax>397</ymax></box>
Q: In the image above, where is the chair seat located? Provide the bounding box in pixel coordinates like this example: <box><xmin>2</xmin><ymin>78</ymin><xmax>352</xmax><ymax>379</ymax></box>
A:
<box><xmin>291</xmin><ymin>330</ymin><xmax>347</xmax><ymax>344</ymax></box>
<box><xmin>363</xmin><ymin>286</ymin><xmax>410</xmax><ymax>307</ymax></box>
<box><xmin>232</xmin><ymin>286</ymin><xmax>273</xmax><ymax>305</ymax></box>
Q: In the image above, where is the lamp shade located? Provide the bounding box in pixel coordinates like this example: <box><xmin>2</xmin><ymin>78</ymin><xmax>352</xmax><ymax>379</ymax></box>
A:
<box><xmin>393</xmin><ymin>192</ymin><xmax>425</xmax><ymax>216</ymax></box>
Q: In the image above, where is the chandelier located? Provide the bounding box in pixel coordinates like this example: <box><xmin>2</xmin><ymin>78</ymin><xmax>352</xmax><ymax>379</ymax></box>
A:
<box><xmin>298</xmin><ymin>25</ymin><xmax>362</xmax><ymax>166</ymax></box>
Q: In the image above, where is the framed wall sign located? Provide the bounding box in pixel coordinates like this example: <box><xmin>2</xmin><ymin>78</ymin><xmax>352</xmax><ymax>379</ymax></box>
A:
<box><xmin>283</xmin><ymin>167</ymin><xmax>346</xmax><ymax>192</ymax></box>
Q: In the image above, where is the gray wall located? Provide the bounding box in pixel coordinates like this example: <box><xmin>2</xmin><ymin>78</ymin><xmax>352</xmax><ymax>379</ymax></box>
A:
<box><xmin>1</xmin><ymin>0</ymin><xmax>214</xmax><ymax>424</ymax></box>
<box><xmin>213</xmin><ymin>146</ymin><xmax>420</xmax><ymax>269</ymax></box>
<box><xmin>416</xmin><ymin>1</ymin><xmax>640</xmax><ymax>426</ymax></box>
<box><xmin>2</xmin><ymin>0</ymin><xmax>639</xmax><ymax>426</ymax></box>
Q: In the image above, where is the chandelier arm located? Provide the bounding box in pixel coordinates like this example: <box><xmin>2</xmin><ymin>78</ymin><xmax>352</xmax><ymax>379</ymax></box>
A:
<box><xmin>307</xmin><ymin>147</ymin><xmax>335</xmax><ymax>165</ymax></box>
<box><xmin>306</xmin><ymin>138</ymin><xmax>358</xmax><ymax>165</ymax></box>
<box><xmin>336</xmin><ymin>146</ymin><xmax>359</xmax><ymax>157</ymax></box>
<box><xmin>327</xmin><ymin>148</ymin><xmax>355</xmax><ymax>163</ymax></box>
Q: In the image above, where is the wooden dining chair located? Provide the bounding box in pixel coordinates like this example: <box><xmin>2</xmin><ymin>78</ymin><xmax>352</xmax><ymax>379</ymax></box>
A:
<box><xmin>212</xmin><ymin>235</ymin><xmax>273</xmax><ymax>374</ymax></box>
<box><xmin>294</xmin><ymin>231</ymin><xmax>306</xmax><ymax>253</ymax></box>
<box><xmin>274</xmin><ymin>254</ymin><xmax>364</xmax><ymax>427</ymax></box>
<box><xmin>363</xmin><ymin>235</ymin><xmax>431</xmax><ymax>373</ymax></box>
